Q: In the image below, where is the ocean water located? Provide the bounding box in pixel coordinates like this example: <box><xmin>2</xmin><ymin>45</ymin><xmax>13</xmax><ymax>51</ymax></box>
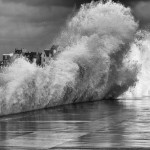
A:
<box><xmin>1</xmin><ymin>98</ymin><xmax>150</xmax><ymax>148</ymax></box>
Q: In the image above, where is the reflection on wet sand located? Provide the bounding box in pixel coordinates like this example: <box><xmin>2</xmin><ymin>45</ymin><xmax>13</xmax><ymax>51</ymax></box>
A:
<box><xmin>0</xmin><ymin>98</ymin><xmax>150</xmax><ymax>149</ymax></box>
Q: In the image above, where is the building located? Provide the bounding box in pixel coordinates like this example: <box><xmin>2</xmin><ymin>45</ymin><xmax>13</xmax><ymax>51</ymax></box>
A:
<box><xmin>50</xmin><ymin>45</ymin><xmax>59</xmax><ymax>57</ymax></box>
<box><xmin>0</xmin><ymin>61</ymin><xmax>4</xmax><ymax>69</ymax></box>
<box><xmin>36</xmin><ymin>53</ymin><xmax>42</xmax><ymax>66</ymax></box>
<box><xmin>41</xmin><ymin>49</ymin><xmax>51</xmax><ymax>67</ymax></box>
<box><xmin>24</xmin><ymin>52</ymin><xmax>37</xmax><ymax>63</ymax></box>
<box><xmin>2</xmin><ymin>53</ymin><xmax>13</xmax><ymax>66</ymax></box>
<box><xmin>13</xmin><ymin>48</ymin><xmax>39</xmax><ymax>64</ymax></box>
<box><xmin>15</xmin><ymin>48</ymin><xmax>27</xmax><ymax>54</ymax></box>
<box><xmin>14</xmin><ymin>48</ymin><xmax>22</xmax><ymax>55</ymax></box>
<box><xmin>23</xmin><ymin>52</ymin><xmax>42</xmax><ymax>66</ymax></box>
<box><xmin>13</xmin><ymin>48</ymin><xmax>27</xmax><ymax>60</ymax></box>
<box><xmin>0</xmin><ymin>45</ymin><xmax>59</xmax><ymax>68</ymax></box>
<box><xmin>41</xmin><ymin>45</ymin><xmax>58</xmax><ymax>67</ymax></box>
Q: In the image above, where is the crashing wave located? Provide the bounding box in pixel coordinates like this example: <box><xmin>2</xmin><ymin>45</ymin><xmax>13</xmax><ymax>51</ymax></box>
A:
<box><xmin>0</xmin><ymin>0</ymin><xmax>148</xmax><ymax>116</ymax></box>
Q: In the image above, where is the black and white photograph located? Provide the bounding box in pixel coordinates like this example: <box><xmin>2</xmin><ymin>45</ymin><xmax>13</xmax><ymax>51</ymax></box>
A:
<box><xmin>0</xmin><ymin>0</ymin><xmax>150</xmax><ymax>149</ymax></box>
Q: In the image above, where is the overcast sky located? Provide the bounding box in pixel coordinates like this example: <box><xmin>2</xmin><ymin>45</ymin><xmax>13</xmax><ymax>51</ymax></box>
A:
<box><xmin>0</xmin><ymin>0</ymin><xmax>75</xmax><ymax>58</ymax></box>
<box><xmin>0</xmin><ymin>0</ymin><xmax>150</xmax><ymax>59</ymax></box>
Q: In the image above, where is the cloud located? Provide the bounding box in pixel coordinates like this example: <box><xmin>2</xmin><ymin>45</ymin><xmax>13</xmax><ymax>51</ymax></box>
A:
<box><xmin>0</xmin><ymin>0</ymin><xmax>75</xmax><ymax>58</ymax></box>
<box><xmin>131</xmin><ymin>1</ymin><xmax>150</xmax><ymax>23</ymax></box>
<box><xmin>1</xmin><ymin>0</ymin><xmax>75</xmax><ymax>7</ymax></box>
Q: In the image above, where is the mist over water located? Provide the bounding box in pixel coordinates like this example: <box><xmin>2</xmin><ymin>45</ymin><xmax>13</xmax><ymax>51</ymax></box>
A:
<box><xmin>0</xmin><ymin>0</ymin><xmax>149</xmax><ymax>115</ymax></box>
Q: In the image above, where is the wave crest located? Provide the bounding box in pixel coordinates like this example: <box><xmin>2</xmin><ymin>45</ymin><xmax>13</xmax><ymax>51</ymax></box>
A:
<box><xmin>0</xmin><ymin>1</ymin><xmax>144</xmax><ymax>115</ymax></box>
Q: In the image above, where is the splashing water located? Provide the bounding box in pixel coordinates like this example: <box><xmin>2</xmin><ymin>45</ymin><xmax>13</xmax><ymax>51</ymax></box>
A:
<box><xmin>0</xmin><ymin>0</ymin><xmax>149</xmax><ymax>116</ymax></box>
<box><xmin>122</xmin><ymin>31</ymin><xmax>150</xmax><ymax>98</ymax></box>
